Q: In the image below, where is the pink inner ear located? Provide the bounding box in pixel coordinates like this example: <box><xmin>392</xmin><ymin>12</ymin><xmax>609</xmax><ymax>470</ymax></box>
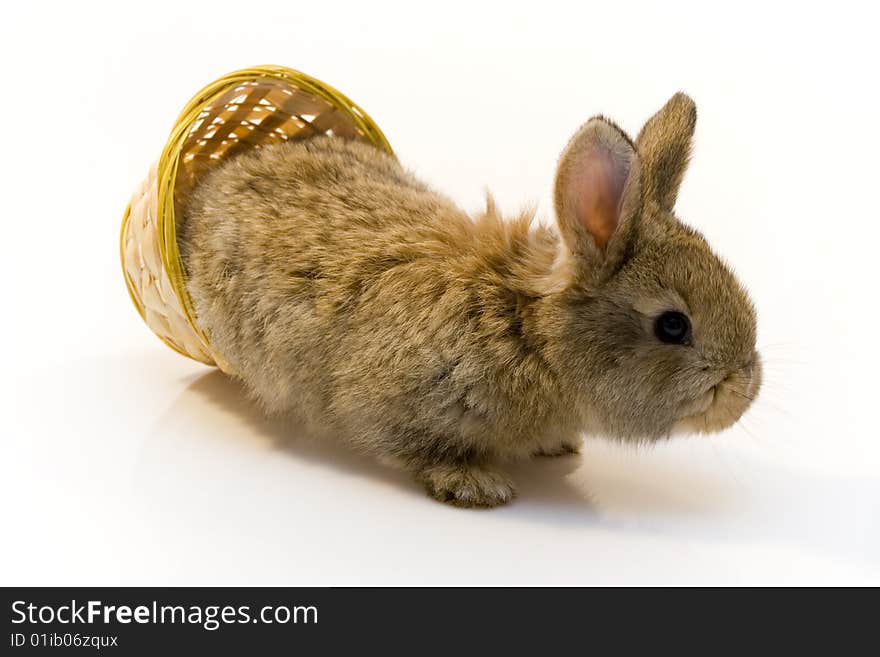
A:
<box><xmin>572</xmin><ymin>147</ymin><xmax>630</xmax><ymax>249</ymax></box>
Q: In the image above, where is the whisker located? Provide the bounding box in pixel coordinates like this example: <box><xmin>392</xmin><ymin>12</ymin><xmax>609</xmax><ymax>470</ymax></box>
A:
<box><xmin>727</xmin><ymin>389</ymin><xmax>757</xmax><ymax>403</ymax></box>
<box><xmin>734</xmin><ymin>418</ymin><xmax>760</xmax><ymax>442</ymax></box>
<box><xmin>726</xmin><ymin>387</ymin><xmax>794</xmax><ymax>419</ymax></box>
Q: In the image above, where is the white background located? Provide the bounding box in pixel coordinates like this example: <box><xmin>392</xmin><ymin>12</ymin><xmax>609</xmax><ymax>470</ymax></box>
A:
<box><xmin>1</xmin><ymin>1</ymin><xmax>878</xmax><ymax>585</ymax></box>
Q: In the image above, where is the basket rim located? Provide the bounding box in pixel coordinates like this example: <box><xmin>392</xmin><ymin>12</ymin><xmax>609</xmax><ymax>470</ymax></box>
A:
<box><xmin>120</xmin><ymin>65</ymin><xmax>394</xmax><ymax>367</ymax></box>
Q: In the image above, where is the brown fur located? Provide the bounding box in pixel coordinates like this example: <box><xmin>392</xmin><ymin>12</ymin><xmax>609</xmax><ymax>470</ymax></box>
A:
<box><xmin>179</xmin><ymin>93</ymin><xmax>760</xmax><ymax>507</ymax></box>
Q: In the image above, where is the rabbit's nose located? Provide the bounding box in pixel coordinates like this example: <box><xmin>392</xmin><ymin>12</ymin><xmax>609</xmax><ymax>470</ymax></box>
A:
<box><xmin>724</xmin><ymin>350</ymin><xmax>759</xmax><ymax>381</ymax></box>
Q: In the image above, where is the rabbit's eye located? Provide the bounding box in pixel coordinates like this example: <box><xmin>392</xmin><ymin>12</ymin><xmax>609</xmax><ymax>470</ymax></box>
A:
<box><xmin>654</xmin><ymin>311</ymin><xmax>691</xmax><ymax>345</ymax></box>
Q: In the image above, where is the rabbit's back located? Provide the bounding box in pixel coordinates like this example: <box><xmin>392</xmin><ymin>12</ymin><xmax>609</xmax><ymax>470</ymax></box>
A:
<box><xmin>179</xmin><ymin>137</ymin><xmax>566</xmax><ymax>453</ymax></box>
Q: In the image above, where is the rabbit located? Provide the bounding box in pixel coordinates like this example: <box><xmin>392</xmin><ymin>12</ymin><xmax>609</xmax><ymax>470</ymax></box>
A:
<box><xmin>179</xmin><ymin>92</ymin><xmax>761</xmax><ymax>508</ymax></box>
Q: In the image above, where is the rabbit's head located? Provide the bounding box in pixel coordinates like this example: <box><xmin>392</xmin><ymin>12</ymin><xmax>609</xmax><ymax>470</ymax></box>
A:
<box><xmin>543</xmin><ymin>93</ymin><xmax>760</xmax><ymax>441</ymax></box>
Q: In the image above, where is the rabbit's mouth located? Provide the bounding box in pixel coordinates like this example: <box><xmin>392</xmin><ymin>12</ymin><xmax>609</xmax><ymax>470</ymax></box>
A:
<box><xmin>674</xmin><ymin>353</ymin><xmax>762</xmax><ymax>435</ymax></box>
<box><xmin>684</xmin><ymin>386</ymin><xmax>717</xmax><ymax>418</ymax></box>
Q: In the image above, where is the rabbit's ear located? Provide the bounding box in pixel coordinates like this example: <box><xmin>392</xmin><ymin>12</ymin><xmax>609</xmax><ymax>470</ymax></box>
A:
<box><xmin>636</xmin><ymin>92</ymin><xmax>697</xmax><ymax>209</ymax></box>
<box><xmin>553</xmin><ymin>117</ymin><xmax>641</xmax><ymax>276</ymax></box>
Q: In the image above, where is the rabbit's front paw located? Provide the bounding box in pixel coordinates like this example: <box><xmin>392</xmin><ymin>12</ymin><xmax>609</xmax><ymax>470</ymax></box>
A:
<box><xmin>418</xmin><ymin>463</ymin><xmax>516</xmax><ymax>508</ymax></box>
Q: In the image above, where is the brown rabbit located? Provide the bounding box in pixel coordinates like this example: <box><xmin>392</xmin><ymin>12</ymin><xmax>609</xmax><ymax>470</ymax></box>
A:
<box><xmin>179</xmin><ymin>92</ymin><xmax>761</xmax><ymax>507</ymax></box>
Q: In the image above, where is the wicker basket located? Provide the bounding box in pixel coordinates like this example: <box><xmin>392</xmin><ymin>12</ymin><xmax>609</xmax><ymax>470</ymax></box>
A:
<box><xmin>120</xmin><ymin>66</ymin><xmax>393</xmax><ymax>373</ymax></box>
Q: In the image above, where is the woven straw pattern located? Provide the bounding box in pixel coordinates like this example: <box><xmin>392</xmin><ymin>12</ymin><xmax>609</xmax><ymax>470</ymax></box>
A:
<box><xmin>120</xmin><ymin>66</ymin><xmax>393</xmax><ymax>371</ymax></box>
<box><xmin>120</xmin><ymin>164</ymin><xmax>218</xmax><ymax>366</ymax></box>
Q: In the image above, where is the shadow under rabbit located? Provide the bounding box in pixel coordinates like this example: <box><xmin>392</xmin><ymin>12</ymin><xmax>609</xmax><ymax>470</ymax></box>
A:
<box><xmin>150</xmin><ymin>370</ymin><xmax>741</xmax><ymax>520</ymax></box>
<box><xmin>176</xmin><ymin>370</ymin><xmax>598</xmax><ymax>513</ymax></box>
<box><xmin>139</xmin><ymin>369</ymin><xmax>880</xmax><ymax>570</ymax></box>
